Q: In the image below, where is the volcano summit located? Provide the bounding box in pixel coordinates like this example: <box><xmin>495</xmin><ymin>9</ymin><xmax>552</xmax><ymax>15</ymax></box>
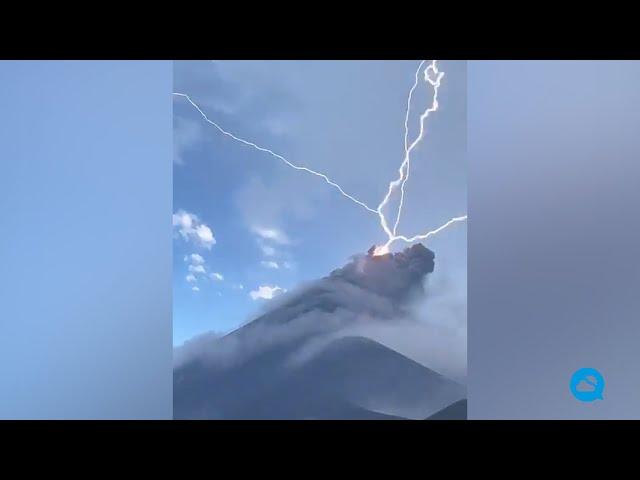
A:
<box><xmin>173</xmin><ymin>244</ymin><xmax>466</xmax><ymax>419</ymax></box>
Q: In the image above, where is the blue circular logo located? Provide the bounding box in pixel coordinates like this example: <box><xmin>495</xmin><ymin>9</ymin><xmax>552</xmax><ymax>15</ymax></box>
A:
<box><xmin>570</xmin><ymin>368</ymin><xmax>605</xmax><ymax>402</ymax></box>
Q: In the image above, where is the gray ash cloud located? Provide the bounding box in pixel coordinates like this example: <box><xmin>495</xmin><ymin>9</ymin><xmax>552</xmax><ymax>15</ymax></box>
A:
<box><xmin>174</xmin><ymin>243</ymin><xmax>437</xmax><ymax>370</ymax></box>
<box><xmin>174</xmin><ymin>243</ymin><xmax>466</xmax><ymax>419</ymax></box>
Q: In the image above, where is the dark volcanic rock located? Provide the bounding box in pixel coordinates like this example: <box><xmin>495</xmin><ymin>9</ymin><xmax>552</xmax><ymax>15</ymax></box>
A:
<box><xmin>426</xmin><ymin>399</ymin><xmax>468</xmax><ymax>420</ymax></box>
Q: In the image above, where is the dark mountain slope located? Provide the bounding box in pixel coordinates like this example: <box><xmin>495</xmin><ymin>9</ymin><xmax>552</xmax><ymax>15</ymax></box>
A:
<box><xmin>175</xmin><ymin>336</ymin><xmax>464</xmax><ymax>420</ymax></box>
<box><xmin>426</xmin><ymin>399</ymin><xmax>468</xmax><ymax>420</ymax></box>
<box><xmin>173</xmin><ymin>244</ymin><xmax>466</xmax><ymax>420</ymax></box>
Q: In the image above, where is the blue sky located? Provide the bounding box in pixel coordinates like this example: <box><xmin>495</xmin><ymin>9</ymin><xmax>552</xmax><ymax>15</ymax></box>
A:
<box><xmin>173</xmin><ymin>60</ymin><xmax>467</xmax><ymax>346</ymax></box>
<box><xmin>1</xmin><ymin>61</ymin><xmax>172</xmax><ymax>418</ymax></box>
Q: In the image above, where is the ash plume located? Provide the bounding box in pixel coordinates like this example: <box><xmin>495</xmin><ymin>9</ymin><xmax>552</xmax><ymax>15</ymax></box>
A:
<box><xmin>173</xmin><ymin>243</ymin><xmax>466</xmax><ymax>419</ymax></box>
<box><xmin>174</xmin><ymin>243</ymin><xmax>435</xmax><ymax>370</ymax></box>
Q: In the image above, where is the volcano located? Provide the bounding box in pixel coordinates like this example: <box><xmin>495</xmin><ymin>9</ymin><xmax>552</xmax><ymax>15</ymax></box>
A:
<box><xmin>173</xmin><ymin>243</ymin><xmax>466</xmax><ymax>419</ymax></box>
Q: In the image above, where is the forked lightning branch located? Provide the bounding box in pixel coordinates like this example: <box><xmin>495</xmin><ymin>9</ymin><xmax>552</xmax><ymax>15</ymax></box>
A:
<box><xmin>173</xmin><ymin>60</ymin><xmax>467</xmax><ymax>255</ymax></box>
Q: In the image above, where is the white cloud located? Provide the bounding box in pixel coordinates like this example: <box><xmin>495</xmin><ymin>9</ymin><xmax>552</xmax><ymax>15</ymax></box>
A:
<box><xmin>173</xmin><ymin>210</ymin><xmax>216</xmax><ymax>249</ymax></box>
<box><xmin>249</xmin><ymin>285</ymin><xmax>285</xmax><ymax>301</ymax></box>
<box><xmin>184</xmin><ymin>252</ymin><xmax>213</xmax><ymax>287</ymax></box>
<box><xmin>188</xmin><ymin>254</ymin><xmax>205</xmax><ymax>265</ymax></box>
<box><xmin>189</xmin><ymin>264</ymin><xmax>206</xmax><ymax>274</ymax></box>
<box><xmin>262</xmin><ymin>114</ymin><xmax>295</xmax><ymax>137</ymax></box>
<box><xmin>259</xmin><ymin>243</ymin><xmax>277</xmax><ymax>257</ymax></box>
<box><xmin>173</xmin><ymin>210</ymin><xmax>194</xmax><ymax>232</ymax></box>
<box><xmin>261</xmin><ymin>261</ymin><xmax>279</xmax><ymax>270</ymax></box>
<box><xmin>183</xmin><ymin>250</ymin><xmax>223</xmax><ymax>287</ymax></box>
<box><xmin>196</xmin><ymin>224</ymin><xmax>215</xmax><ymax>247</ymax></box>
<box><xmin>233</xmin><ymin>283</ymin><xmax>244</xmax><ymax>290</ymax></box>
<box><xmin>251</xmin><ymin>226</ymin><xmax>290</xmax><ymax>245</ymax></box>
<box><xmin>192</xmin><ymin>286</ymin><xmax>200</xmax><ymax>292</ymax></box>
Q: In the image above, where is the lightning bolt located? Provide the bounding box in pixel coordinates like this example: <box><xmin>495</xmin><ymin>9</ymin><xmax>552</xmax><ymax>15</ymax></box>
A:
<box><xmin>172</xmin><ymin>92</ymin><xmax>377</xmax><ymax>214</ymax></box>
<box><xmin>392</xmin><ymin>59</ymin><xmax>427</xmax><ymax>236</ymax></box>
<box><xmin>372</xmin><ymin>60</ymin><xmax>466</xmax><ymax>255</ymax></box>
<box><xmin>394</xmin><ymin>215</ymin><xmax>469</xmax><ymax>243</ymax></box>
<box><xmin>393</xmin><ymin>60</ymin><xmax>442</xmax><ymax>236</ymax></box>
<box><xmin>173</xmin><ymin>60</ymin><xmax>467</xmax><ymax>256</ymax></box>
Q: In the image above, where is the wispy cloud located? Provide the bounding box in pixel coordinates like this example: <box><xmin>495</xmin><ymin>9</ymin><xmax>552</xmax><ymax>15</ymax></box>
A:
<box><xmin>260</xmin><ymin>260</ymin><xmax>280</xmax><ymax>270</ymax></box>
<box><xmin>174</xmin><ymin>116</ymin><xmax>203</xmax><ymax>166</ymax></box>
<box><xmin>258</xmin><ymin>242</ymin><xmax>277</xmax><ymax>257</ymax></box>
<box><xmin>251</xmin><ymin>226</ymin><xmax>290</xmax><ymax>245</ymax></box>
<box><xmin>210</xmin><ymin>272</ymin><xmax>224</xmax><ymax>281</ymax></box>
